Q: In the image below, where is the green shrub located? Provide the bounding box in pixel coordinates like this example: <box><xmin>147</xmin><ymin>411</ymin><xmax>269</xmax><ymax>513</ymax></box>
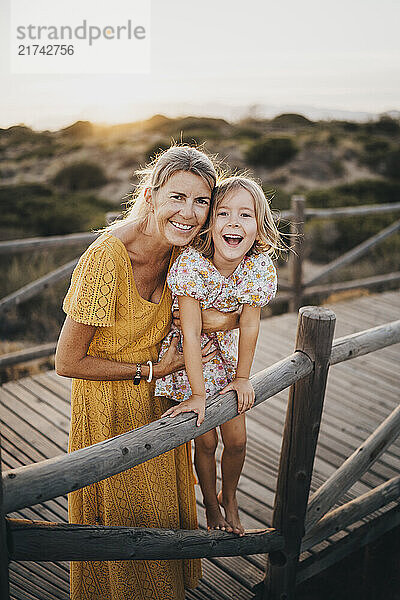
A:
<box><xmin>307</xmin><ymin>179</ymin><xmax>400</xmax><ymax>208</ymax></box>
<box><xmin>271</xmin><ymin>113</ymin><xmax>314</xmax><ymax>128</ymax></box>
<box><xmin>362</xmin><ymin>139</ymin><xmax>392</xmax><ymax>173</ymax></box>
<box><xmin>382</xmin><ymin>149</ymin><xmax>400</xmax><ymax>180</ymax></box>
<box><xmin>0</xmin><ymin>183</ymin><xmax>113</xmax><ymax>237</ymax></box>
<box><xmin>52</xmin><ymin>161</ymin><xmax>108</xmax><ymax>191</ymax></box>
<box><xmin>0</xmin><ymin>125</ymin><xmax>50</xmax><ymax>144</ymax></box>
<box><xmin>336</xmin><ymin>121</ymin><xmax>362</xmax><ymax>132</ymax></box>
<box><xmin>245</xmin><ymin>137</ymin><xmax>298</xmax><ymax>167</ymax></box>
<box><xmin>232</xmin><ymin>126</ymin><xmax>263</xmax><ymax>139</ymax></box>
<box><xmin>364</xmin><ymin>116</ymin><xmax>400</xmax><ymax>136</ymax></box>
<box><xmin>305</xmin><ymin>180</ymin><xmax>400</xmax><ymax>263</ymax></box>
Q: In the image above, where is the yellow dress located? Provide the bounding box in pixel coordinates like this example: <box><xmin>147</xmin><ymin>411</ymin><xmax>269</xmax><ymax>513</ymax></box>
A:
<box><xmin>63</xmin><ymin>232</ymin><xmax>201</xmax><ymax>600</ymax></box>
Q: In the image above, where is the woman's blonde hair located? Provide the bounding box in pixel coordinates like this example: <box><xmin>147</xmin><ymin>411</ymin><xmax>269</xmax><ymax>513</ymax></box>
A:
<box><xmin>105</xmin><ymin>145</ymin><xmax>217</xmax><ymax>231</ymax></box>
<box><xmin>194</xmin><ymin>175</ymin><xmax>286</xmax><ymax>258</ymax></box>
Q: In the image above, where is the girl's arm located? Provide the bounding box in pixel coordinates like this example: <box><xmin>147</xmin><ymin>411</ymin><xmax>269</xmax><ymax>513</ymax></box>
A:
<box><xmin>161</xmin><ymin>295</ymin><xmax>207</xmax><ymax>426</ymax></box>
<box><xmin>220</xmin><ymin>304</ymin><xmax>261</xmax><ymax>413</ymax></box>
<box><xmin>55</xmin><ymin>316</ymin><xmax>216</xmax><ymax>381</ymax></box>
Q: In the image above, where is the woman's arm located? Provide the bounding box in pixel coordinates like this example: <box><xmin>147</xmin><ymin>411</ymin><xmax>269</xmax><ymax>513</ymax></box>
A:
<box><xmin>172</xmin><ymin>307</ymin><xmax>241</xmax><ymax>333</ymax></box>
<box><xmin>220</xmin><ymin>305</ymin><xmax>261</xmax><ymax>413</ymax></box>
<box><xmin>55</xmin><ymin>316</ymin><xmax>216</xmax><ymax>381</ymax></box>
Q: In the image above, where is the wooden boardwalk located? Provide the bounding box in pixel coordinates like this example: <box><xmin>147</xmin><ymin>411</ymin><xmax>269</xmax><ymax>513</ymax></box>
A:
<box><xmin>1</xmin><ymin>289</ymin><xmax>399</xmax><ymax>599</ymax></box>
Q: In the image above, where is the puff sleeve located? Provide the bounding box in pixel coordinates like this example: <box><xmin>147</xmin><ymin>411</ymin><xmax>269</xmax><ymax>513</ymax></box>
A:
<box><xmin>237</xmin><ymin>253</ymin><xmax>277</xmax><ymax>307</ymax></box>
<box><xmin>63</xmin><ymin>243</ymin><xmax>117</xmax><ymax>327</ymax></box>
<box><xmin>167</xmin><ymin>247</ymin><xmax>211</xmax><ymax>303</ymax></box>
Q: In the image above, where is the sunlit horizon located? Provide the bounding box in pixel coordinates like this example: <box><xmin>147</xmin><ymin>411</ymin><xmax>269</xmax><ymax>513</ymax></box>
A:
<box><xmin>1</xmin><ymin>0</ymin><xmax>399</xmax><ymax>131</ymax></box>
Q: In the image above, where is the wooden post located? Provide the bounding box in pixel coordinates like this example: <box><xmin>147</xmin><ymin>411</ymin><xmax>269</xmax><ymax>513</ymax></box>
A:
<box><xmin>0</xmin><ymin>434</ymin><xmax>10</xmax><ymax>599</ymax></box>
<box><xmin>264</xmin><ymin>306</ymin><xmax>336</xmax><ymax>600</ymax></box>
<box><xmin>289</xmin><ymin>195</ymin><xmax>305</xmax><ymax>313</ymax></box>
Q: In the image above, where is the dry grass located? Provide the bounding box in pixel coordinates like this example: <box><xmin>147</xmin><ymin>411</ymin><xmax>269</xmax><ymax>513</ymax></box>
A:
<box><xmin>322</xmin><ymin>288</ymin><xmax>371</xmax><ymax>304</ymax></box>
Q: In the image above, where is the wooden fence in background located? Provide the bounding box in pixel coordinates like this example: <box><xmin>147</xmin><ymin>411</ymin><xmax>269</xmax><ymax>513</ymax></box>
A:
<box><xmin>1</xmin><ymin>198</ymin><xmax>399</xmax><ymax>370</ymax></box>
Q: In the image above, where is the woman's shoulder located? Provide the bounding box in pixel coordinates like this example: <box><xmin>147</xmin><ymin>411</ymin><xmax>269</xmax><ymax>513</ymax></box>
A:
<box><xmin>81</xmin><ymin>232</ymin><xmax>127</xmax><ymax>264</ymax></box>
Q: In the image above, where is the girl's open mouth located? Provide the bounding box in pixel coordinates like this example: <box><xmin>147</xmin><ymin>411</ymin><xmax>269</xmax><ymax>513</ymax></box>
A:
<box><xmin>223</xmin><ymin>234</ymin><xmax>243</xmax><ymax>247</ymax></box>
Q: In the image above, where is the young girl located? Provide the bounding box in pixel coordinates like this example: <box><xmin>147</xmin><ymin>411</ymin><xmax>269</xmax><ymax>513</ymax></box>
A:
<box><xmin>156</xmin><ymin>176</ymin><xmax>280</xmax><ymax>536</ymax></box>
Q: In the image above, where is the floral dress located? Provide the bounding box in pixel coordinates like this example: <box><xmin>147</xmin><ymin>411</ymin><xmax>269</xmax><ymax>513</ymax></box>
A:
<box><xmin>155</xmin><ymin>246</ymin><xmax>277</xmax><ymax>402</ymax></box>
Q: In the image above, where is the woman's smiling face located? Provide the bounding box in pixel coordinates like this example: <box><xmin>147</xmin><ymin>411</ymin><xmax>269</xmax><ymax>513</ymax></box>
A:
<box><xmin>212</xmin><ymin>188</ymin><xmax>258</xmax><ymax>265</ymax></box>
<box><xmin>148</xmin><ymin>171</ymin><xmax>212</xmax><ymax>246</ymax></box>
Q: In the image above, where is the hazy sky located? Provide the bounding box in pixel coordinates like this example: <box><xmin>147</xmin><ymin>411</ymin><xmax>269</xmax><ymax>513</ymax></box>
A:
<box><xmin>1</xmin><ymin>0</ymin><xmax>399</xmax><ymax>129</ymax></box>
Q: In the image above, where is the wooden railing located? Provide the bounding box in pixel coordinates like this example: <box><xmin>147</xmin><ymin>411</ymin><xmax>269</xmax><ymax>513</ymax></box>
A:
<box><xmin>1</xmin><ymin>199</ymin><xmax>400</xmax><ymax>371</ymax></box>
<box><xmin>1</xmin><ymin>307</ymin><xmax>400</xmax><ymax>599</ymax></box>
<box><xmin>278</xmin><ymin>197</ymin><xmax>400</xmax><ymax>311</ymax></box>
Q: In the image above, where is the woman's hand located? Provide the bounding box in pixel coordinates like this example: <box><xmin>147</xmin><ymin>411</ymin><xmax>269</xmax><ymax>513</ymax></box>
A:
<box><xmin>220</xmin><ymin>378</ymin><xmax>255</xmax><ymax>413</ymax></box>
<box><xmin>155</xmin><ymin>334</ymin><xmax>217</xmax><ymax>379</ymax></box>
<box><xmin>173</xmin><ymin>307</ymin><xmax>241</xmax><ymax>333</ymax></box>
<box><xmin>161</xmin><ymin>394</ymin><xmax>206</xmax><ymax>427</ymax></box>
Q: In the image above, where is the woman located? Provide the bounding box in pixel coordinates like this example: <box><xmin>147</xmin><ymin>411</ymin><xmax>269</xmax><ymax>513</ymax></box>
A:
<box><xmin>55</xmin><ymin>146</ymin><xmax>238</xmax><ymax>600</ymax></box>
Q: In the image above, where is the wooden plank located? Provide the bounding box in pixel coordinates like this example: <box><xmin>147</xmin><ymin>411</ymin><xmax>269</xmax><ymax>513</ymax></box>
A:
<box><xmin>0</xmin><ymin>420</ymin><xmax>60</xmax><ymax>464</ymax></box>
<box><xmin>10</xmin><ymin>379</ymin><xmax>70</xmax><ymax>419</ymax></box>
<box><xmin>0</xmin><ymin>390</ymin><xmax>67</xmax><ymax>454</ymax></box>
<box><xmin>9</xmin><ymin>562</ymin><xmax>69</xmax><ymax>594</ymax></box>
<box><xmin>247</xmin><ymin>405</ymin><xmax>387</xmax><ymax>494</ymax></box>
<box><xmin>44</xmin><ymin>371</ymin><xmax>72</xmax><ymax>392</ymax></box>
<box><xmin>7</xmin><ymin>567</ymin><xmax>65</xmax><ymax>600</ymax></box>
<box><xmin>0</xmin><ymin>433</ymin><xmax>10</xmax><ymax>599</ymax></box>
<box><xmin>297</xmin><ymin>504</ymin><xmax>400</xmax><ymax>585</ymax></box>
<box><xmin>303</xmin><ymin>476</ymin><xmax>400</xmax><ymax>551</ymax></box>
<box><xmin>3</xmin><ymin>382</ymin><xmax>70</xmax><ymax>435</ymax></box>
<box><xmin>209</xmin><ymin>554</ymin><xmax>264</xmax><ymax>590</ymax></box>
<box><xmin>201</xmin><ymin>559</ymin><xmax>252</xmax><ymax>600</ymax></box>
<box><xmin>306</xmin><ymin>403</ymin><xmax>400</xmax><ymax>531</ymax></box>
<box><xmin>31</xmin><ymin>372</ymin><xmax>72</xmax><ymax>400</ymax></box>
<box><xmin>252</xmin><ymin>397</ymin><xmax>400</xmax><ymax>477</ymax></box>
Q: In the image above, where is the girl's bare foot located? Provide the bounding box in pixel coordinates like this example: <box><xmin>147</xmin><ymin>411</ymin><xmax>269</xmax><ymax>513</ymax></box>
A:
<box><xmin>217</xmin><ymin>491</ymin><xmax>245</xmax><ymax>536</ymax></box>
<box><xmin>204</xmin><ymin>502</ymin><xmax>233</xmax><ymax>532</ymax></box>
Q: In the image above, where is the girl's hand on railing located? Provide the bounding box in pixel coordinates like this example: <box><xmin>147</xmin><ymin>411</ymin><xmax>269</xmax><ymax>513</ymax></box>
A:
<box><xmin>154</xmin><ymin>335</ymin><xmax>217</xmax><ymax>379</ymax></box>
<box><xmin>220</xmin><ymin>378</ymin><xmax>255</xmax><ymax>413</ymax></box>
<box><xmin>161</xmin><ymin>394</ymin><xmax>206</xmax><ymax>427</ymax></box>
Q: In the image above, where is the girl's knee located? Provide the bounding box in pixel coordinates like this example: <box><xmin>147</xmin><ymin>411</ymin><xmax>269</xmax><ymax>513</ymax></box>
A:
<box><xmin>224</xmin><ymin>437</ymin><xmax>246</xmax><ymax>455</ymax></box>
<box><xmin>195</xmin><ymin>432</ymin><xmax>218</xmax><ymax>455</ymax></box>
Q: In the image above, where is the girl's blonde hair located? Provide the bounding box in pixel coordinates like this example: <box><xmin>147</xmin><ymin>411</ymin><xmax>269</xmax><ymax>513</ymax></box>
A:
<box><xmin>194</xmin><ymin>176</ymin><xmax>285</xmax><ymax>258</ymax></box>
<box><xmin>105</xmin><ymin>145</ymin><xmax>217</xmax><ymax>231</ymax></box>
